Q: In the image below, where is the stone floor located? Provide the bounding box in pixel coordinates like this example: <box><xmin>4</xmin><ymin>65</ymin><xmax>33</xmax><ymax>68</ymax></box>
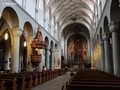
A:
<box><xmin>31</xmin><ymin>72</ymin><xmax>74</xmax><ymax>90</ymax></box>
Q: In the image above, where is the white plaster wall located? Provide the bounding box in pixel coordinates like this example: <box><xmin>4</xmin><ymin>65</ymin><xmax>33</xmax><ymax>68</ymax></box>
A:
<box><xmin>93</xmin><ymin>0</ymin><xmax>111</xmax><ymax>40</ymax></box>
<box><xmin>15</xmin><ymin>0</ymin><xmax>22</xmax><ymax>6</ymax></box>
<box><xmin>102</xmin><ymin>0</ymin><xmax>106</xmax><ymax>11</ymax></box>
<box><xmin>26</xmin><ymin>0</ymin><xmax>35</xmax><ymax>19</ymax></box>
<box><xmin>38</xmin><ymin>10</ymin><xmax>44</xmax><ymax>27</ymax></box>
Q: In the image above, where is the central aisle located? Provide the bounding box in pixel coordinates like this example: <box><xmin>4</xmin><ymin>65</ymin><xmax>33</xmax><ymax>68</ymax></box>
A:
<box><xmin>32</xmin><ymin>72</ymin><xmax>72</xmax><ymax>90</ymax></box>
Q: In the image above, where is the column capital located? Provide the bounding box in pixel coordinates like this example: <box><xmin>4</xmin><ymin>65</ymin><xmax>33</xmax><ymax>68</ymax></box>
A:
<box><xmin>12</xmin><ymin>27</ymin><xmax>22</xmax><ymax>37</ymax></box>
<box><xmin>108</xmin><ymin>21</ymin><xmax>119</xmax><ymax>32</ymax></box>
<box><xmin>102</xmin><ymin>33</ymin><xmax>110</xmax><ymax>41</ymax></box>
<box><xmin>51</xmin><ymin>49</ymin><xmax>54</xmax><ymax>52</ymax></box>
<box><xmin>99</xmin><ymin>40</ymin><xmax>104</xmax><ymax>45</ymax></box>
<box><xmin>46</xmin><ymin>46</ymin><xmax>50</xmax><ymax>50</ymax></box>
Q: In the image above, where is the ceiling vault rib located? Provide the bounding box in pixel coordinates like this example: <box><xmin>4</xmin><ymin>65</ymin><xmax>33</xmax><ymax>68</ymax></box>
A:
<box><xmin>44</xmin><ymin>0</ymin><xmax>96</xmax><ymax>35</ymax></box>
<box><xmin>50</xmin><ymin>0</ymin><xmax>72</xmax><ymax>19</ymax></box>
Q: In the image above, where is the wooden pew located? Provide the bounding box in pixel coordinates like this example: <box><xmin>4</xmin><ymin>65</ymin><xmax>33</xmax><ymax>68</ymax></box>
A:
<box><xmin>65</xmin><ymin>69</ymin><xmax>120</xmax><ymax>90</ymax></box>
<box><xmin>0</xmin><ymin>68</ymin><xmax>65</xmax><ymax>90</ymax></box>
<box><xmin>69</xmin><ymin>81</ymin><xmax>120</xmax><ymax>85</ymax></box>
<box><xmin>66</xmin><ymin>84</ymin><xmax>120</xmax><ymax>90</ymax></box>
<box><xmin>0</xmin><ymin>74</ymin><xmax>31</xmax><ymax>90</ymax></box>
<box><xmin>0</xmin><ymin>78</ymin><xmax>17</xmax><ymax>90</ymax></box>
<box><xmin>0</xmin><ymin>80</ymin><xmax>6</xmax><ymax>90</ymax></box>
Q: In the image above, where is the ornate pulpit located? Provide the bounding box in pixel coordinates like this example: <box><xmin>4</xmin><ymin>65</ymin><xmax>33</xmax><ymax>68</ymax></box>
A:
<box><xmin>30</xmin><ymin>26</ymin><xmax>45</xmax><ymax>67</ymax></box>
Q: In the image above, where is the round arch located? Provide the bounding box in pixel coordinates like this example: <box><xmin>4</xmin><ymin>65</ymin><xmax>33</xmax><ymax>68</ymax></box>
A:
<box><xmin>50</xmin><ymin>41</ymin><xmax>54</xmax><ymax>49</ymax></box>
<box><xmin>103</xmin><ymin>16</ymin><xmax>110</xmax><ymax>33</ymax></box>
<box><xmin>0</xmin><ymin>17</ymin><xmax>12</xmax><ymax>71</ymax></box>
<box><xmin>99</xmin><ymin>27</ymin><xmax>103</xmax><ymax>40</ymax></box>
<box><xmin>2</xmin><ymin>7</ymin><xmax>19</xmax><ymax>28</ymax></box>
<box><xmin>23</xmin><ymin>22</ymin><xmax>34</xmax><ymax>37</ymax></box>
<box><xmin>45</xmin><ymin>37</ymin><xmax>49</xmax><ymax>46</ymax></box>
<box><xmin>60</xmin><ymin>21</ymin><xmax>91</xmax><ymax>37</ymax></box>
<box><xmin>110</xmin><ymin>0</ymin><xmax>120</xmax><ymax>22</ymax></box>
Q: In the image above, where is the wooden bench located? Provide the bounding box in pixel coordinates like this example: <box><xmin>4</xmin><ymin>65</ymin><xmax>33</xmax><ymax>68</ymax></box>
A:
<box><xmin>66</xmin><ymin>84</ymin><xmax>120</xmax><ymax>90</ymax></box>
<box><xmin>0</xmin><ymin>68</ymin><xmax>66</xmax><ymax>90</ymax></box>
<box><xmin>63</xmin><ymin>69</ymin><xmax>120</xmax><ymax>90</ymax></box>
<box><xmin>0</xmin><ymin>78</ymin><xmax>17</xmax><ymax>90</ymax></box>
<box><xmin>0</xmin><ymin>74</ymin><xmax>31</xmax><ymax>90</ymax></box>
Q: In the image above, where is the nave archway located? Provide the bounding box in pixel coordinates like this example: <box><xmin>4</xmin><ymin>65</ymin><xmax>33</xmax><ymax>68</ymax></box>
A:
<box><xmin>62</xmin><ymin>23</ymin><xmax>90</xmax><ymax>69</ymax></box>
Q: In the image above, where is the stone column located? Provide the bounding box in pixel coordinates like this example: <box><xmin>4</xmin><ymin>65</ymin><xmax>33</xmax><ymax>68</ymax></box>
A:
<box><xmin>45</xmin><ymin>46</ymin><xmax>50</xmax><ymax>70</ymax></box>
<box><xmin>96</xmin><ymin>47</ymin><xmax>99</xmax><ymax>70</ymax></box>
<box><xmin>93</xmin><ymin>47</ymin><xmax>96</xmax><ymax>69</ymax></box>
<box><xmin>102</xmin><ymin>33</ymin><xmax>113</xmax><ymax>74</ymax></box>
<box><xmin>50</xmin><ymin>49</ymin><xmax>54</xmax><ymax>70</ymax></box>
<box><xmin>11</xmin><ymin>28</ymin><xmax>22</xmax><ymax>73</ymax></box>
<box><xmin>64</xmin><ymin>43</ymin><xmax>67</xmax><ymax>64</ymax></box>
<box><xmin>99</xmin><ymin>40</ymin><xmax>105</xmax><ymax>71</ymax></box>
<box><xmin>91</xmin><ymin>42</ymin><xmax>94</xmax><ymax>69</ymax></box>
<box><xmin>97</xmin><ymin>45</ymin><xmax>101</xmax><ymax>70</ymax></box>
<box><xmin>88</xmin><ymin>42</ymin><xmax>91</xmax><ymax>63</ymax></box>
<box><xmin>109</xmin><ymin>22</ymin><xmax>120</xmax><ymax>76</ymax></box>
<box><xmin>94</xmin><ymin>48</ymin><xmax>97</xmax><ymax>69</ymax></box>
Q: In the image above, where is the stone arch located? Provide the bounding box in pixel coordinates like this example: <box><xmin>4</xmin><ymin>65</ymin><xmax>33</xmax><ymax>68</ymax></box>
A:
<box><xmin>103</xmin><ymin>16</ymin><xmax>110</xmax><ymax>33</ymax></box>
<box><xmin>49</xmin><ymin>41</ymin><xmax>54</xmax><ymax>69</ymax></box>
<box><xmin>61</xmin><ymin>23</ymin><xmax>90</xmax><ymax>38</ymax></box>
<box><xmin>2</xmin><ymin>7</ymin><xmax>19</xmax><ymax>28</ymax></box>
<box><xmin>110</xmin><ymin>0</ymin><xmax>120</xmax><ymax>22</ymax></box>
<box><xmin>54</xmin><ymin>43</ymin><xmax>58</xmax><ymax>55</ymax></box>
<box><xmin>99</xmin><ymin>27</ymin><xmax>103</xmax><ymax>40</ymax></box>
<box><xmin>0</xmin><ymin>17</ymin><xmax>12</xmax><ymax>71</ymax></box>
<box><xmin>23</xmin><ymin>22</ymin><xmax>34</xmax><ymax>37</ymax></box>
<box><xmin>0</xmin><ymin>17</ymin><xmax>11</xmax><ymax>40</ymax></box>
<box><xmin>63</xmin><ymin>23</ymin><xmax>90</xmax><ymax>45</ymax></box>
<box><xmin>50</xmin><ymin>41</ymin><xmax>54</xmax><ymax>50</ymax></box>
<box><xmin>54</xmin><ymin>43</ymin><xmax>60</xmax><ymax>69</ymax></box>
<box><xmin>21</xmin><ymin>22</ymin><xmax>34</xmax><ymax>72</ymax></box>
<box><xmin>45</xmin><ymin>37</ymin><xmax>49</xmax><ymax>46</ymax></box>
<box><xmin>55</xmin><ymin>43</ymin><xmax>57</xmax><ymax>48</ymax></box>
<box><xmin>44</xmin><ymin>36</ymin><xmax>50</xmax><ymax>69</ymax></box>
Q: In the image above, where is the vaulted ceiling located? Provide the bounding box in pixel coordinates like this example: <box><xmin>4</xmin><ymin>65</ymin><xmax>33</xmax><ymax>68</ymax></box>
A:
<box><xmin>44</xmin><ymin>0</ymin><xmax>97</xmax><ymax>33</ymax></box>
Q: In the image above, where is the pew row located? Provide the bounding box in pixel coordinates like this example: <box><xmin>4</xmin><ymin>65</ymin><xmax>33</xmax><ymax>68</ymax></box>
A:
<box><xmin>62</xmin><ymin>69</ymin><xmax>120</xmax><ymax>90</ymax></box>
<box><xmin>0</xmin><ymin>68</ymin><xmax>66</xmax><ymax>90</ymax></box>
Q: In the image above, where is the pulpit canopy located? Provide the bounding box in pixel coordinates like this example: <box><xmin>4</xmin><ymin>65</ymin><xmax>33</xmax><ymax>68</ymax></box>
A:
<box><xmin>30</xmin><ymin>26</ymin><xmax>45</xmax><ymax>49</ymax></box>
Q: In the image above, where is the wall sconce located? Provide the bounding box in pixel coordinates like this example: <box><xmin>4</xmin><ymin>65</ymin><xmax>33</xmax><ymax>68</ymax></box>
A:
<box><xmin>5</xmin><ymin>33</ymin><xmax>8</xmax><ymax>40</ymax></box>
<box><xmin>24</xmin><ymin>41</ymin><xmax>26</xmax><ymax>47</ymax></box>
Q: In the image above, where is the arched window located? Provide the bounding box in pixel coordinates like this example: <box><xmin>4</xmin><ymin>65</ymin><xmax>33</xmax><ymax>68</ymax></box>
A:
<box><xmin>39</xmin><ymin>0</ymin><xmax>43</xmax><ymax>10</ymax></box>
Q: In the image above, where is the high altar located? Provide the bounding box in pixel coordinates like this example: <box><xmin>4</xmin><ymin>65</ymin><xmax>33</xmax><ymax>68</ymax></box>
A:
<box><xmin>67</xmin><ymin>38</ymin><xmax>88</xmax><ymax>65</ymax></box>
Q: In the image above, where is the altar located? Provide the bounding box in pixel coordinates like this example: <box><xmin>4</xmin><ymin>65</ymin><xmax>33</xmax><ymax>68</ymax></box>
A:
<box><xmin>67</xmin><ymin>38</ymin><xmax>88</xmax><ymax>67</ymax></box>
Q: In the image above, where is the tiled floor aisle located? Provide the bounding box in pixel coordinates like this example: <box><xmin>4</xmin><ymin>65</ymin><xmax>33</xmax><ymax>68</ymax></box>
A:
<box><xmin>31</xmin><ymin>72</ymin><xmax>72</xmax><ymax>90</ymax></box>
